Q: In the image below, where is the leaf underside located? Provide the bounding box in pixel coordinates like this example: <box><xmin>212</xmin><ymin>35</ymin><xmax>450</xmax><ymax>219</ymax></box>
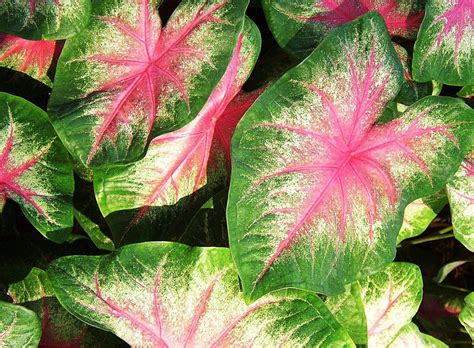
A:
<box><xmin>228</xmin><ymin>12</ymin><xmax>474</xmax><ymax>301</ymax></box>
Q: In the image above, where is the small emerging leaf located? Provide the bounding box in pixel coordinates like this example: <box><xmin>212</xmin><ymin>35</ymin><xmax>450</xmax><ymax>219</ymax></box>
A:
<box><xmin>48</xmin><ymin>242</ymin><xmax>354</xmax><ymax>347</ymax></box>
<box><xmin>0</xmin><ymin>301</ymin><xmax>41</xmax><ymax>347</ymax></box>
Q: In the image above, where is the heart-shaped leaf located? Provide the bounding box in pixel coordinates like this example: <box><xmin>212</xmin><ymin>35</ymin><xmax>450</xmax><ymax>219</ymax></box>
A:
<box><xmin>93</xmin><ymin>19</ymin><xmax>261</xmax><ymax>246</ymax></box>
<box><xmin>388</xmin><ymin>323</ymin><xmax>448</xmax><ymax>347</ymax></box>
<box><xmin>228</xmin><ymin>12</ymin><xmax>474</xmax><ymax>300</ymax></box>
<box><xmin>49</xmin><ymin>0</ymin><xmax>249</xmax><ymax>168</ymax></box>
<box><xmin>0</xmin><ymin>301</ymin><xmax>41</xmax><ymax>347</ymax></box>
<box><xmin>326</xmin><ymin>263</ymin><xmax>423</xmax><ymax>347</ymax></box>
<box><xmin>0</xmin><ymin>34</ymin><xmax>57</xmax><ymax>86</ymax></box>
<box><xmin>412</xmin><ymin>0</ymin><xmax>473</xmax><ymax>86</ymax></box>
<box><xmin>0</xmin><ymin>0</ymin><xmax>91</xmax><ymax>40</ymax></box>
<box><xmin>48</xmin><ymin>242</ymin><xmax>354</xmax><ymax>347</ymax></box>
<box><xmin>447</xmin><ymin>152</ymin><xmax>473</xmax><ymax>251</ymax></box>
<box><xmin>263</xmin><ymin>0</ymin><xmax>425</xmax><ymax>56</ymax></box>
<box><xmin>459</xmin><ymin>292</ymin><xmax>474</xmax><ymax>341</ymax></box>
<box><xmin>0</xmin><ymin>92</ymin><xmax>74</xmax><ymax>242</ymax></box>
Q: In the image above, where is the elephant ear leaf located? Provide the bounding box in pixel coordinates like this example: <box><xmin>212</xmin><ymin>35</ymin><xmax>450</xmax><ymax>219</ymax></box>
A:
<box><xmin>48</xmin><ymin>242</ymin><xmax>354</xmax><ymax>347</ymax></box>
<box><xmin>0</xmin><ymin>301</ymin><xmax>41</xmax><ymax>347</ymax></box>
<box><xmin>263</xmin><ymin>0</ymin><xmax>425</xmax><ymax>56</ymax></box>
<box><xmin>413</xmin><ymin>0</ymin><xmax>473</xmax><ymax>86</ymax></box>
<box><xmin>0</xmin><ymin>0</ymin><xmax>91</xmax><ymax>40</ymax></box>
<box><xmin>0</xmin><ymin>34</ymin><xmax>57</xmax><ymax>86</ymax></box>
<box><xmin>0</xmin><ymin>93</ymin><xmax>74</xmax><ymax>242</ymax></box>
<box><xmin>228</xmin><ymin>12</ymin><xmax>474</xmax><ymax>301</ymax></box>
<box><xmin>93</xmin><ymin>18</ymin><xmax>261</xmax><ymax>246</ymax></box>
<box><xmin>447</xmin><ymin>152</ymin><xmax>474</xmax><ymax>251</ymax></box>
<box><xmin>48</xmin><ymin>0</ymin><xmax>249</xmax><ymax>168</ymax></box>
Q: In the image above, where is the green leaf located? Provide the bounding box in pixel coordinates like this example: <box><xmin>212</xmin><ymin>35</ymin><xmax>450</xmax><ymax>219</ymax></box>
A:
<box><xmin>326</xmin><ymin>263</ymin><xmax>423</xmax><ymax>347</ymax></box>
<box><xmin>48</xmin><ymin>242</ymin><xmax>354</xmax><ymax>347</ymax></box>
<box><xmin>48</xmin><ymin>0</ymin><xmax>249</xmax><ymax>168</ymax></box>
<box><xmin>412</xmin><ymin>0</ymin><xmax>473</xmax><ymax>86</ymax></box>
<box><xmin>93</xmin><ymin>18</ymin><xmax>261</xmax><ymax>246</ymax></box>
<box><xmin>459</xmin><ymin>292</ymin><xmax>474</xmax><ymax>342</ymax></box>
<box><xmin>0</xmin><ymin>92</ymin><xmax>74</xmax><ymax>242</ymax></box>
<box><xmin>447</xmin><ymin>152</ymin><xmax>474</xmax><ymax>251</ymax></box>
<box><xmin>0</xmin><ymin>301</ymin><xmax>41</xmax><ymax>347</ymax></box>
<box><xmin>228</xmin><ymin>12</ymin><xmax>474</xmax><ymax>300</ymax></box>
<box><xmin>74</xmin><ymin>209</ymin><xmax>115</xmax><ymax>251</ymax></box>
<box><xmin>397</xmin><ymin>190</ymin><xmax>447</xmax><ymax>244</ymax></box>
<box><xmin>0</xmin><ymin>0</ymin><xmax>91</xmax><ymax>40</ymax></box>
<box><xmin>458</xmin><ymin>85</ymin><xmax>474</xmax><ymax>98</ymax></box>
<box><xmin>434</xmin><ymin>260</ymin><xmax>471</xmax><ymax>284</ymax></box>
<box><xmin>388</xmin><ymin>322</ymin><xmax>448</xmax><ymax>347</ymax></box>
<box><xmin>8</xmin><ymin>267</ymin><xmax>123</xmax><ymax>347</ymax></box>
<box><xmin>262</xmin><ymin>0</ymin><xmax>425</xmax><ymax>57</ymax></box>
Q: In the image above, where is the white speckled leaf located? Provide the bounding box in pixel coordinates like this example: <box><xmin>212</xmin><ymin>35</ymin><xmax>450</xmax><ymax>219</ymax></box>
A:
<box><xmin>0</xmin><ymin>301</ymin><xmax>41</xmax><ymax>347</ymax></box>
<box><xmin>0</xmin><ymin>92</ymin><xmax>74</xmax><ymax>242</ymax></box>
<box><xmin>388</xmin><ymin>323</ymin><xmax>448</xmax><ymax>347</ymax></box>
<box><xmin>459</xmin><ymin>292</ymin><xmax>474</xmax><ymax>341</ymax></box>
<box><xmin>0</xmin><ymin>0</ymin><xmax>91</xmax><ymax>40</ymax></box>
<box><xmin>228</xmin><ymin>12</ymin><xmax>474</xmax><ymax>300</ymax></box>
<box><xmin>48</xmin><ymin>0</ymin><xmax>249</xmax><ymax>167</ymax></box>
<box><xmin>412</xmin><ymin>0</ymin><xmax>473</xmax><ymax>86</ymax></box>
<box><xmin>47</xmin><ymin>242</ymin><xmax>355</xmax><ymax>347</ymax></box>
<box><xmin>447</xmin><ymin>152</ymin><xmax>474</xmax><ymax>251</ymax></box>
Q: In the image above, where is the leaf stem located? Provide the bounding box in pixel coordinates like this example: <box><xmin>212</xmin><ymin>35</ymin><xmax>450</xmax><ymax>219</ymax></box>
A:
<box><xmin>438</xmin><ymin>225</ymin><xmax>453</xmax><ymax>234</ymax></box>
<box><xmin>407</xmin><ymin>232</ymin><xmax>454</xmax><ymax>245</ymax></box>
<box><xmin>432</xmin><ymin>80</ymin><xmax>443</xmax><ymax>95</ymax></box>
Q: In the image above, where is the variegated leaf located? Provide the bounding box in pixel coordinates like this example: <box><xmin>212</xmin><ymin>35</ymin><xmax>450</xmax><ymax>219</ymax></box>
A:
<box><xmin>0</xmin><ymin>34</ymin><xmax>57</xmax><ymax>86</ymax></box>
<box><xmin>413</xmin><ymin>0</ymin><xmax>473</xmax><ymax>86</ymax></box>
<box><xmin>94</xmin><ymin>19</ymin><xmax>261</xmax><ymax>246</ymax></box>
<box><xmin>0</xmin><ymin>301</ymin><xmax>41</xmax><ymax>347</ymax></box>
<box><xmin>447</xmin><ymin>152</ymin><xmax>473</xmax><ymax>251</ymax></box>
<box><xmin>48</xmin><ymin>242</ymin><xmax>355</xmax><ymax>347</ymax></box>
<box><xmin>0</xmin><ymin>92</ymin><xmax>74</xmax><ymax>242</ymax></box>
<box><xmin>48</xmin><ymin>0</ymin><xmax>249</xmax><ymax>167</ymax></box>
<box><xmin>388</xmin><ymin>323</ymin><xmax>448</xmax><ymax>347</ymax></box>
<box><xmin>0</xmin><ymin>0</ymin><xmax>91</xmax><ymax>40</ymax></box>
<box><xmin>459</xmin><ymin>292</ymin><xmax>474</xmax><ymax>341</ymax></box>
<box><xmin>263</xmin><ymin>0</ymin><xmax>425</xmax><ymax>56</ymax></box>
<box><xmin>228</xmin><ymin>12</ymin><xmax>474</xmax><ymax>300</ymax></box>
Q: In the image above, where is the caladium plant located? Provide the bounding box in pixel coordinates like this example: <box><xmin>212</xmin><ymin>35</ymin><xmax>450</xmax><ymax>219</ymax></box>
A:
<box><xmin>48</xmin><ymin>242</ymin><xmax>354</xmax><ymax>347</ymax></box>
<box><xmin>0</xmin><ymin>92</ymin><xmax>74</xmax><ymax>242</ymax></box>
<box><xmin>93</xmin><ymin>18</ymin><xmax>261</xmax><ymax>246</ymax></box>
<box><xmin>412</xmin><ymin>0</ymin><xmax>473</xmax><ymax>86</ymax></box>
<box><xmin>48</xmin><ymin>0</ymin><xmax>250</xmax><ymax>168</ymax></box>
<box><xmin>228</xmin><ymin>12</ymin><xmax>473</xmax><ymax>300</ymax></box>
<box><xmin>459</xmin><ymin>292</ymin><xmax>474</xmax><ymax>341</ymax></box>
<box><xmin>262</xmin><ymin>0</ymin><xmax>425</xmax><ymax>56</ymax></box>
<box><xmin>0</xmin><ymin>0</ymin><xmax>91</xmax><ymax>40</ymax></box>
<box><xmin>0</xmin><ymin>301</ymin><xmax>41</xmax><ymax>347</ymax></box>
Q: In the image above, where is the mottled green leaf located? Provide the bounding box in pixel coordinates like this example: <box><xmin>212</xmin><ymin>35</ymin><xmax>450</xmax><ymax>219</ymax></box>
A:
<box><xmin>48</xmin><ymin>242</ymin><xmax>354</xmax><ymax>347</ymax></box>
<box><xmin>0</xmin><ymin>301</ymin><xmax>41</xmax><ymax>347</ymax></box>
<box><xmin>0</xmin><ymin>0</ymin><xmax>91</xmax><ymax>40</ymax></box>
<box><xmin>0</xmin><ymin>92</ymin><xmax>74</xmax><ymax>242</ymax></box>
<box><xmin>74</xmin><ymin>209</ymin><xmax>115</xmax><ymax>251</ymax></box>
<box><xmin>447</xmin><ymin>152</ymin><xmax>474</xmax><ymax>251</ymax></box>
<box><xmin>388</xmin><ymin>322</ymin><xmax>448</xmax><ymax>347</ymax></box>
<box><xmin>459</xmin><ymin>292</ymin><xmax>474</xmax><ymax>341</ymax></box>
<box><xmin>458</xmin><ymin>85</ymin><xmax>474</xmax><ymax>98</ymax></box>
<box><xmin>413</xmin><ymin>0</ymin><xmax>473</xmax><ymax>86</ymax></box>
<box><xmin>228</xmin><ymin>12</ymin><xmax>473</xmax><ymax>300</ymax></box>
<box><xmin>49</xmin><ymin>0</ymin><xmax>249</xmax><ymax>168</ymax></box>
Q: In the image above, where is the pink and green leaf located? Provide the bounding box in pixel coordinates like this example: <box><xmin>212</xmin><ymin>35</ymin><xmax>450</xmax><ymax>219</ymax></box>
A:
<box><xmin>0</xmin><ymin>301</ymin><xmax>41</xmax><ymax>347</ymax></box>
<box><xmin>48</xmin><ymin>0</ymin><xmax>249</xmax><ymax>168</ymax></box>
<box><xmin>0</xmin><ymin>34</ymin><xmax>57</xmax><ymax>86</ymax></box>
<box><xmin>227</xmin><ymin>12</ymin><xmax>474</xmax><ymax>300</ymax></box>
<box><xmin>263</xmin><ymin>0</ymin><xmax>425</xmax><ymax>56</ymax></box>
<box><xmin>447</xmin><ymin>152</ymin><xmax>474</xmax><ymax>251</ymax></box>
<box><xmin>413</xmin><ymin>0</ymin><xmax>473</xmax><ymax>86</ymax></box>
<box><xmin>0</xmin><ymin>92</ymin><xmax>74</xmax><ymax>242</ymax></box>
<box><xmin>93</xmin><ymin>19</ymin><xmax>261</xmax><ymax>245</ymax></box>
<box><xmin>0</xmin><ymin>0</ymin><xmax>91</xmax><ymax>40</ymax></box>
<box><xmin>47</xmin><ymin>242</ymin><xmax>354</xmax><ymax>347</ymax></box>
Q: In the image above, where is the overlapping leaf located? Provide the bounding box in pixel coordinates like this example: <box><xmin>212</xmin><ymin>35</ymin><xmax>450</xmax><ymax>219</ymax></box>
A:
<box><xmin>48</xmin><ymin>242</ymin><xmax>354</xmax><ymax>347</ymax></box>
<box><xmin>263</xmin><ymin>0</ymin><xmax>425</xmax><ymax>56</ymax></box>
<box><xmin>0</xmin><ymin>34</ymin><xmax>57</xmax><ymax>86</ymax></box>
<box><xmin>0</xmin><ymin>0</ymin><xmax>91</xmax><ymax>40</ymax></box>
<box><xmin>228</xmin><ymin>12</ymin><xmax>474</xmax><ymax>300</ymax></box>
<box><xmin>459</xmin><ymin>292</ymin><xmax>474</xmax><ymax>341</ymax></box>
<box><xmin>0</xmin><ymin>92</ymin><xmax>74</xmax><ymax>242</ymax></box>
<box><xmin>413</xmin><ymin>0</ymin><xmax>473</xmax><ymax>86</ymax></box>
<box><xmin>388</xmin><ymin>323</ymin><xmax>447</xmax><ymax>347</ymax></box>
<box><xmin>447</xmin><ymin>152</ymin><xmax>473</xmax><ymax>251</ymax></box>
<box><xmin>94</xmin><ymin>19</ymin><xmax>261</xmax><ymax>246</ymax></box>
<box><xmin>0</xmin><ymin>301</ymin><xmax>41</xmax><ymax>347</ymax></box>
<box><xmin>49</xmin><ymin>0</ymin><xmax>249</xmax><ymax>167</ymax></box>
